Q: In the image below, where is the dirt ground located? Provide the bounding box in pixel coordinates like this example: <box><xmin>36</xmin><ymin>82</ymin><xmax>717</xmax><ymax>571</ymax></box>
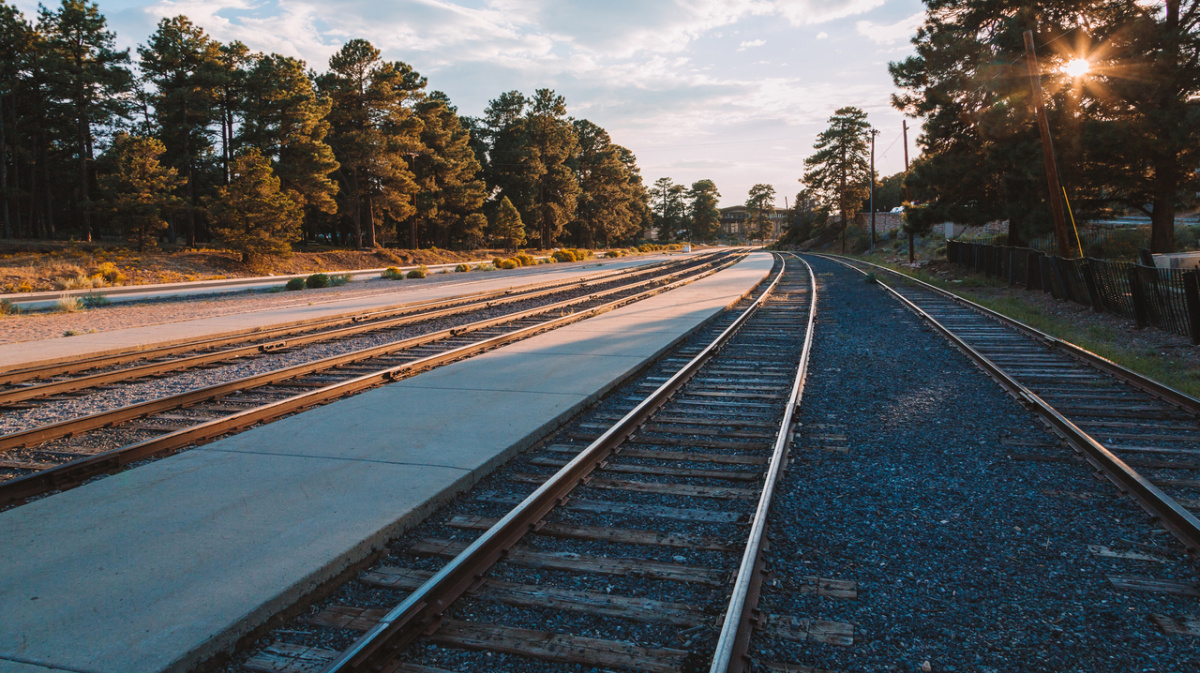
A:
<box><xmin>0</xmin><ymin>241</ymin><xmax>546</xmax><ymax>293</ymax></box>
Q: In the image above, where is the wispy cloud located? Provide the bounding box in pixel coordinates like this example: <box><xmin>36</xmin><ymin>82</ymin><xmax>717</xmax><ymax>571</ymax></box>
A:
<box><xmin>856</xmin><ymin>11</ymin><xmax>924</xmax><ymax>45</ymax></box>
<box><xmin>738</xmin><ymin>39</ymin><xmax>766</xmax><ymax>51</ymax></box>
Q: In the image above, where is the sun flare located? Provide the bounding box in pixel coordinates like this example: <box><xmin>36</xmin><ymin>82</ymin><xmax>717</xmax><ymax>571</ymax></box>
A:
<box><xmin>1064</xmin><ymin>58</ymin><xmax>1091</xmax><ymax>78</ymax></box>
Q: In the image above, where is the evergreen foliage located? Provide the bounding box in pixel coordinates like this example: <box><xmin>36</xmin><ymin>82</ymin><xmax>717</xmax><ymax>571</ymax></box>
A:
<box><xmin>802</xmin><ymin>106</ymin><xmax>871</xmax><ymax>252</ymax></box>
<box><xmin>745</xmin><ymin>184</ymin><xmax>777</xmax><ymax>241</ymax></box>
<box><xmin>493</xmin><ymin>196</ymin><xmax>526</xmax><ymax>250</ymax></box>
<box><xmin>208</xmin><ymin>148</ymin><xmax>302</xmax><ymax>262</ymax></box>
<box><xmin>98</xmin><ymin>134</ymin><xmax>182</xmax><ymax>251</ymax></box>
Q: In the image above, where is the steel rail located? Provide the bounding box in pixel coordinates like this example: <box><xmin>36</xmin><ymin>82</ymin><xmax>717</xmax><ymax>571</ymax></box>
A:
<box><xmin>0</xmin><ymin>255</ymin><xmax>745</xmax><ymax>507</ymax></box>
<box><xmin>320</xmin><ymin>255</ymin><xmax>787</xmax><ymax>673</ymax></box>
<box><xmin>0</xmin><ymin>257</ymin><xmax>728</xmax><ymax>453</ymax></box>
<box><xmin>709</xmin><ymin>253</ymin><xmax>818</xmax><ymax>673</ymax></box>
<box><xmin>0</xmin><ymin>254</ymin><xmax>726</xmax><ymax>405</ymax></box>
<box><xmin>0</xmin><ymin>256</ymin><xmax>695</xmax><ymax>385</ymax></box>
<box><xmin>819</xmin><ymin>254</ymin><xmax>1200</xmax><ymax>416</ymax></box>
<box><xmin>817</xmin><ymin>253</ymin><xmax>1200</xmax><ymax>553</ymax></box>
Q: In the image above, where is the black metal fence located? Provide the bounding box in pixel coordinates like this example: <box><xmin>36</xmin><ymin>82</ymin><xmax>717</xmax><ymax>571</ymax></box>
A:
<box><xmin>945</xmin><ymin>240</ymin><xmax>1200</xmax><ymax>345</ymax></box>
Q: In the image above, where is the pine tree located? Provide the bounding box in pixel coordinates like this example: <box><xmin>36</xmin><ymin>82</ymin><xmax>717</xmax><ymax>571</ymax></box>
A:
<box><xmin>686</xmin><ymin>179</ymin><xmax>721</xmax><ymax>242</ymax></box>
<box><xmin>0</xmin><ymin>3</ymin><xmax>35</xmax><ymax>239</ymax></box>
<box><xmin>802</xmin><ymin>107</ymin><xmax>871</xmax><ymax>252</ymax></box>
<box><xmin>649</xmin><ymin>177</ymin><xmax>686</xmax><ymax>239</ymax></box>
<box><xmin>138</xmin><ymin>15</ymin><xmax>222</xmax><ymax>246</ymax></box>
<box><xmin>98</xmin><ymin>134</ymin><xmax>182</xmax><ymax>251</ymax></box>
<box><xmin>240</xmin><ymin>53</ymin><xmax>339</xmax><ymax>240</ymax></box>
<box><xmin>493</xmin><ymin>196</ymin><xmax>525</xmax><ymax>251</ymax></box>
<box><xmin>214</xmin><ymin>40</ymin><xmax>250</xmax><ymax>186</ymax></box>
<box><xmin>745</xmin><ymin>183</ymin><xmax>777</xmax><ymax>242</ymax></box>
<box><xmin>209</xmin><ymin>148</ymin><xmax>302</xmax><ymax>262</ymax></box>
<box><xmin>317</xmin><ymin>40</ymin><xmax>424</xmax><ymax>248</ymax></box>
<box><xmin>571</xmin><ymin>119</ymin><xmax>641</xmax><ymax>247</ymax></box>
<box><xmin>39</xmin><ymin>0</ymin><xmax>132</xmax><ymax>242</ymax></box>
<box><xmin>411</xmin><ymin>92</ymin><xmax>485</xmax><ymax>249</ymax></box>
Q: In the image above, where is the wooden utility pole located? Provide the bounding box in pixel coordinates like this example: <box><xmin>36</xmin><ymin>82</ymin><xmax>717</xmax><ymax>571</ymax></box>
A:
<box><xmin>903</xmin><ymin>119</ymin><xmax>914</xmax><ymax>262</ymax></box>
<box><xmin>869</xmin><ymin>127</ymin><xmax>878</xmax><ymax>254</ymax></box>
<box><xmin>1023</xmin><ymin>30</ymin><xmax>1072</xmax><ymax>257</ymax></box>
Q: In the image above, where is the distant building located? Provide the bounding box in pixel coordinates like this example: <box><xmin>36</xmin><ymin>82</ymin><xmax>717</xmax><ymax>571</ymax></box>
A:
<box><xmin>719</xmin><ymin>205</ymin><xmax>789</xmax><ymax>238</ymax></box>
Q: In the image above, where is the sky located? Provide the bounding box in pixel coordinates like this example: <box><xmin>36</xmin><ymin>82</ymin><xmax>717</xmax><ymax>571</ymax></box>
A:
<box><xmin>15</xmin><ymin>0</ymin><xmax>928</xmax><ymax>208</ymax></box>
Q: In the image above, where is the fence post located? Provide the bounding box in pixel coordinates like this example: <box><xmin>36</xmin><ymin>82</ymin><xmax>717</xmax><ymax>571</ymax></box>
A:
<box><xmin>1052</xmin><ymin>257</ymin><xmax>1072</xmax><ymax>301</ymax></box>
<box><xmin>1184</xmin><ymin>270</ymin><xmax>1200</xmax><ymax>346</ymax></box>
<box><xmin>1008</xmin><ymin>249</ymin><xmax>1016</xmax><ymax>286</ymax></box>
<box><xmin>1081</xmin><ymin>260</ymin><xmax>1104</xmax><ymax>312</ymax></box>
<box><xmin>1127</xmin><ymin>266</ymin><xmax>1148</xmax><ymax>329</ymax></box>
<box><xmin>1027</xmin><ymin>251</ymin><xmax>1041</xmax><ymax>290</ymax></box>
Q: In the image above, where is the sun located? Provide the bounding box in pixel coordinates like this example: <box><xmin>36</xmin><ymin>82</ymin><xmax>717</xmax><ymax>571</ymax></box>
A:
<box><xmin>1063</xmin><ymin>58</ymin><xmax>1091</xmax><ymax>78</ymax></box>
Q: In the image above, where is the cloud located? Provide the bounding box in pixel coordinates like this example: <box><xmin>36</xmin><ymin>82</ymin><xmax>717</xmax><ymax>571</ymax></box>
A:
<box><xmin>856</xmin><ymin>11</ymin><xmax>925</xmax><ymax>45</ymax></box>
<box><xmin>738</xmin><ymin>39</ymin><xmax>766</xmax><ymax>51</ymax></box>
<box><xmin>774</xmin><ymin>0</ymin><xmax>886</xmax><ymax>26</ymax></box>
<box><xmin>816</xmin><ymin>31</ymin><xmax>829</xmax><ymax>39</ymax></box>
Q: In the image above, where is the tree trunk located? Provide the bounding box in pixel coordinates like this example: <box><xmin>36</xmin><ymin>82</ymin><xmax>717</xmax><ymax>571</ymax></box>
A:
<box><xmin>187</xmin><ymin>163</ymin><xmax>197</xmax><ymax>247</ymax></box>
<box><xmin>41</xmin><ymin>145</ymin><xmax>54</xmax><ymax>236</ymax></box>
<box><xmin>364</xmin><ymin>192</ymin><xmax>376</xmax><ymax>248</ymax></box>
<box><xmin>1150</xmin><ymin>154</ymin><xmax>1178</xmax><ymax>254</ymax></box>
<box><xmin>78</xmin><ymin>115</ymin><xmax>92</xmax><ymax>242</ymax></box>
<box><xmin>410</xmin><ymin>215</ymin><xmax>418</xmax><ymax>250</ymax></box>
<box><xmin>351</xmin><ymin>169</ymin><xmax>363</xmax><ymax>248</ymax></box>
<box><xmin>0</xmin><ymin>93</ymin><xmax>9</xmax><ymax>240</ymax></box>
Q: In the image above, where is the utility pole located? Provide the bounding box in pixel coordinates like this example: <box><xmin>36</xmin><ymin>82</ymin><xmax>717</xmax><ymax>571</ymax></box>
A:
<box><xmin>903</xmin><ymin>119</ymin><xmax>914</xmax><ymax>263</ymax></box>
<box><xmin>869</xmin><ymin>127</ymin><xmax>879</xmax><ymax>254</ymax></box>
<box><xmin>1023</xmin><ymin>30</ymin><xmax>1072</xmax><ymax>257</ymax></box>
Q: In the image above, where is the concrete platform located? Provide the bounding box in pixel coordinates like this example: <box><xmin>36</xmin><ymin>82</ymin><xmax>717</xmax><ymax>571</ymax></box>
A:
<box><xmin>0</xmin><ymin>253</ymin><xmax>682</xmax><ymax>372</ymax></box>
<box><xmin>0</xmin><ymin>252</ymin><xmax>773</xmax><ymax>673</ymax></box>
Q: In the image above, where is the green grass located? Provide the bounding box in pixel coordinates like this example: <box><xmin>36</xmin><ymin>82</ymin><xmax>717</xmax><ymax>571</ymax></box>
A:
<box><xmin>861</xmin><ymin>258</ymin><xmax>1200</xmax><ymax>399</ymax></box>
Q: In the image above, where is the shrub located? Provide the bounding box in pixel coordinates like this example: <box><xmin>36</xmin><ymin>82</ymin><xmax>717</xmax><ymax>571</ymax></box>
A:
<box><xmin>513</xmin><ymin>252</ymin><xmax>535</xmax><ymax>267</ymax></box>
<box><xmin>1177</xmin><ymin>225</ymin><xmax>1200</xmax><ymax>251</ymax></box>
<box><xmin>81</xmin><ymin>293</ymin><xmax>111</xmax><ymax>308</ymax></box>
<box><xmin>407</xmin><ymin>265</ymin><xmax>428</xmax><ymax>279</ymax></box>
<box><xmin>493</xmin><ymin>257</ymin><xmax>505</xmax><ymax>267</ymax></box>
<box><xmin>92</xmin><ymin>261</ymin><xmax>126</xmax><ymax>284</ymax></box>
<box><xmin>56</xmin><ymin>273</ymin><xmax>100</xmax><ymax>291</ymax></box>
<box><xmin>56</xmin><ymin>295</ymin><xmax>83</xmax><ymax>312</ymax></box>
<box><xmin>497</xmin><ymin>258</ymin><xmax>519</xmax><ymax>269</ymax></box>
<box><xmin>606</xmin><ymin>250</ymin><xmax>623</xmax><ymax>258</ymax></box>
<box><xmin>478</xmin><ymin>263</ymin><xmax>496</xmax><ymax>271</ymax></box>
<box><xmin>0</xmin><ymin>299</ymin><xmax>15</xmax><ymax>316</ymax></box>
<box><xmin>552</xmin><ymin>249</ymin><xmax>577</xmax><ymax>263</ymax></box>
<box><xmin>328</xmin><ymin>273</ymin><xmax>351</xmax><ymax>287</ymax></box>
<box><xmin>285</xmin><ymin>278</ymin><xmax>306</xmax><ymax>291</ymax></box>
<box><xmin>455</xmin><ymin>264</ymin><xmax>471</xmax><ymax>272</ymax></box>
<box><xmin>381</xmin><ymin>267</ymin><xmax>405</xmax><ymax>280</ymax></box>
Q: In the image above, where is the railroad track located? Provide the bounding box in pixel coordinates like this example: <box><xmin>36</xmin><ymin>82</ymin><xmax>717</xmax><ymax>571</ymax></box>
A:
<box><xmin>818</xmin><ymin>253</ymin><xmax>1200</xmax><ymax>554</ymax></box>
<box><xmin>0</xmin><ymin>255</ymin><xmax>710</xmax><ymax>399</ymax></box>
<box><xmin>230</xmin><ymin>252</ymin><xmax>820</xmax><ymax>673</ymax></box>
<box><xmin>0</xmin><ymin>252</ymin><xmax>738</xmax><ymax>507</ymax></box>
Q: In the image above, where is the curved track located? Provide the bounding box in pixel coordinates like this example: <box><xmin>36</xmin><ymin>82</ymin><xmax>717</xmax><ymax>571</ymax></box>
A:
<box><xmin>0</xmin><ymin>253</ymin><xmax>738</xmax><ymax>507</ymax></box>
<box><xmin>818</xmin><ymin>253</ymin><xmax>1200</xmax><ymax>553</ymax></box>
<box><xmin>227</xmin><ymin>253</ymin><xmax>819</xmax><ymax>673</ymax></box>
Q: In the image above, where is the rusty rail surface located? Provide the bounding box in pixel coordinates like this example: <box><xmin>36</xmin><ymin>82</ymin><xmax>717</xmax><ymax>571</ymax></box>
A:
<box><xmin>0</xmin><ymin>254</ymin><xmax>722</xmax><ymax>406</ymax></box>
<box><xmin>818</xmin><ymin>253</ymin><xmax>1200</xmax><ymax>553</ymax></box>
<box><xmin>0</xmin><ymin>254</ymin><xmax>744</xmax><ymax>507</ymax></box>
<box><xmin>320</xmin><ymin>255</ymin><xmax>792</xmax><ymax>673</ymax></box>
<box><xmin>0</xmin><ymin>256</ymin><xmax>696</xmax><ymax>386</ymax></box>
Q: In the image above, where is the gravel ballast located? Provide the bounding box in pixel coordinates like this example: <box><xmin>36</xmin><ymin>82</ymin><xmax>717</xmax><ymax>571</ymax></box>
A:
<box><xmin>750</xmin><ymin>255</ymin><xmax>1200</xmax><ymax>672</ymax></box>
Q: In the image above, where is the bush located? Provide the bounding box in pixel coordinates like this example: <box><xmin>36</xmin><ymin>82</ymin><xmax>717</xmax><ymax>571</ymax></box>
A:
<box><xmin>0</xmin><ymin>299</ymin><xmax>15</xmax><ymax>316</ymax></box>
<box><xmin>493</xmin><ymin>257</ymin><xmax>505</xmax><ymax>267</ymax></box>
<box><xmin>329</xmin><ymin>273</ymin><xmax>351</xmax><ymax>287</ymax></box>
<box><xmin>1087</xmin><ymin>228</ymin><xmax>1145</xmax><ymax>260</ymax></box>
<box><xmin>305</xmin><ymin>273</ymin><xmax>330</xmax><ymax>288</ymax></box>
<box><xmin>285</xmin><ymin>278</ymin><xmax>306</xmax><ymax>291</ymax></box>
<box><xmin>81</xmin><ymin>293</ymin><xmax>111</xmax><ymax>308</ymax></box>
<box><xmin>552</xmin><ymin>249</ymin><xmax>577</xmax><ymax>263</ymax></box>
<box><xmin>497</xmin><ymin>258</ymin><xmax>519</xmax><ymax>269</ymax></box>
<box><xmin>513</xmin><ymin>252</ymin><xmax>535</xmax><ymax>267</ymax></box>
<box><xmin>56</xmin><ymin>295</ymin><xmax>83</xmax><ymax>312</ymax></box>
<box><xmin>606</xmin><ymin>249</ymin><xmax>623</xmax><ymax>258</ymax></box>
<box><xmin>381</xmin><ymin>267</ymin><xmax>405</xmax><ymax>280</ymax></box>
<box><xmin>478</xmin><ymin>263</ymin><xmax>496</xmax><ymax>272</ymax></box>
<box><xmin>407</xmin><ymin>265</ymin><xmax>428</xmax><ymax>279</ymax></box>
<box><xmin>92</xmin><ymin>261</ymin><xmax>126</xmax><ymax>284</ymax></box>
<box><xmin>455</xmin><ymin>264</ymin><xmax>471</xmax><ymax>272</ymax></box>
<box><xmin>567</xmin><ymin>248</ymin><xmax>592</xmax><ymax>260</ymax></box>
<box><xmin>1177</xmin><ymin>225</ymin><xmax>1200</xmax><ymax>251</ymax></box>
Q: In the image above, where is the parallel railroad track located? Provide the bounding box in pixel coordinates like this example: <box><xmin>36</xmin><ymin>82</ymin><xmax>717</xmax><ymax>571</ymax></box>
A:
<box><xmin>232</xmin><ymin>253</ymin><xmax>821</xmax><ymax>673</ymax></box>
<box><xmin>819</xmin><ymin>253</ymin><xmax>1200</xmax><ymax>554</ymax></box>
<box><xmin>0</xmin><ymin>255</ymin><xmax>712</xmax><ymax>402</ymax></box>
<box><xmin>0</xmin><ymin>252</ymin><xmax>738</xmax><ymax>508</ymax></box>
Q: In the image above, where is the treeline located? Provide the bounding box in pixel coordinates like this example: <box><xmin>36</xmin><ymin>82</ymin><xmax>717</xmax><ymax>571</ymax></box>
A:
<box><xmin>0</xmin><ymin>1</ymin><xmax>653</xmax><ymax>256</ymax></box>
<box><xmin>646</xmin><ymin>177</ymin><xmax>722</xmax><ymax>240</ymax></box>
<box><xmin>890</xmin><ymin>0</ymin><xmax>1200</xmax><ymax>253</ymax></box>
